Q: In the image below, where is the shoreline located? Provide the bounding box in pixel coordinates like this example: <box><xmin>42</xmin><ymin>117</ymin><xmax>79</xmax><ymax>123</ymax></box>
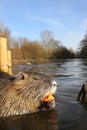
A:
<box><xmin>12</xmin><ymin>58</ymin><xmax>79</xmax><ymax>65</ymax></box>
<box><xmin>12</xmin><ymin>58</ymin><xmax>51</xmax><ymax>65</ymax></box>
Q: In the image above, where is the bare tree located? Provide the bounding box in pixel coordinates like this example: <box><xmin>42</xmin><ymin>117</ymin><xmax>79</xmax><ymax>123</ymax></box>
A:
<box><xmin>48</xmin><ymin>39</ymin><xmax>61</xmax><ymax>51</ymax></box>
<box><xmin>79</xmin><ymin>31</ymin><xmax>87</xmax><ymax>58</ymax></box>
<box><xmin>40</xmin><ymin>30</ymin><xmax>54</xmax><ymax>50</ymax></box>
<box><xmin>0</xmin><ymin>21</ymin><xmax>11</xmax><ymax>48</ymax></box>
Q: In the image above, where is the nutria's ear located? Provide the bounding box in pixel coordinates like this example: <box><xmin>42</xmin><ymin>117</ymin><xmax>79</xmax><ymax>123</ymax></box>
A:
<box><xmin>13</xmin><ymin>73</ymin><xmax>29</xmax><ymax>90</ymax></box>
<box><xmin>17</xmin><ymin>73</ymin><xmax>28</xmax><ymax>80</ymax></box>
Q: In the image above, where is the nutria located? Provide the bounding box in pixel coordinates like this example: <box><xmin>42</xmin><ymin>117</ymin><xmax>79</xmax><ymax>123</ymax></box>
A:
<box><xmin>0</xmin><ymin>71</ymin><xmax>57</xmax><ymax>117</ymax></box>
<box><xmin>77</xmin><ymin>84</ymin><xmax>87</xmax><ymax>103</ymax></box>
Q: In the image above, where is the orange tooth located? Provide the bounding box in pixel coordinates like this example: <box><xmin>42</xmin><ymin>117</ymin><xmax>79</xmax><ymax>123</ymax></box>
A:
<box><xmin>43</xmin><ymin>94</ymin><xmax>55</xmax><ymax>102</ymax></box>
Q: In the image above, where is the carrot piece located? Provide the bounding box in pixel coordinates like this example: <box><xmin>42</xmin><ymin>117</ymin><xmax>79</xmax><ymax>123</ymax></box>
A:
<box><xmin>44</xmin><ymin>94</ymin><xmax>55</xmax><ymax>102</ymax></box>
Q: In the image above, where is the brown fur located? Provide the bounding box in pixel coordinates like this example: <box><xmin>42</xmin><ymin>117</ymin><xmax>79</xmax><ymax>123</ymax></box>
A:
<box><xmin>0</xmin><ymin>72</ymin><xmax>57</xmax><ymax>117</ymax></box>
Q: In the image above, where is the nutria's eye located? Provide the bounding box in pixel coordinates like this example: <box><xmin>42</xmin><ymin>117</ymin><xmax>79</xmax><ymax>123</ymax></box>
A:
<box><xmin>34</xmin><ymin>75</ymin><xmax>40</xmax><ymax>80</ymax></box>
<box><xmin>51</xmin><ymin>80</ymin><xmax>57</xmax><ymax>87</ymax></box>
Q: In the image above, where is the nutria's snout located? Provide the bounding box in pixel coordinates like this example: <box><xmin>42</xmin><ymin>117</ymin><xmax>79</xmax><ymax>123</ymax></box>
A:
<box><xmin>51</xmin><ymin>80</ymin><xmax>57</xmax><ymax>93</ymax></box>
<box><xmin>39</xmin><ymin>80</ymin><xmax>57</xmax><ymax>111</ymax></box>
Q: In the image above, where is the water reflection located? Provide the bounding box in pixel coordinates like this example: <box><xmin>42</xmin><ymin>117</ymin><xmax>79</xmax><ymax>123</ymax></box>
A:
<box><xmin>0</xmin><ymin>110</ymin><xmax>58</xmax><ymax>130</ymax></box>
<box><xmin>80</xmin><ymin>59</ymin><xmax>87</xmax><ymax>77</ymax></box>
<box><xmin>83</xmin><ymin>103</ymin><xmax>87</xmax><ymax>110</ymax></box>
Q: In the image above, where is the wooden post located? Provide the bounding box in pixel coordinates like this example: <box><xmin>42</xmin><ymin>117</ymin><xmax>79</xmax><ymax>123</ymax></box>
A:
<box><xmin>0</xmin><ymin>37</ymin><xmax>12</xmax><ymax>74</ymax></box>
<box><xmin>0</xmin><ymin>37</ymin><xmax>8</xmax><ymax>72</ymax></box>
<box><xmin>7</xmin><ymin>50</ymin><xmax>12</xmax><ymax>74</ymax></box>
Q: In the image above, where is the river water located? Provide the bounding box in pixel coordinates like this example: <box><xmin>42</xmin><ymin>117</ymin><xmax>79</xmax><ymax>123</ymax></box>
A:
<box><xmin>0</xmin><ymin>59</ymin><xmax>87</xmax><ymax>130</ymax></box>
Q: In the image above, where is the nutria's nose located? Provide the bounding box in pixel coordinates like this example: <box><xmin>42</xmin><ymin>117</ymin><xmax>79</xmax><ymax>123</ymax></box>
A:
<box><xmin>51</xmin><ymin>80</ymin><xmax>57</xmax><ymax>87</ymax></box>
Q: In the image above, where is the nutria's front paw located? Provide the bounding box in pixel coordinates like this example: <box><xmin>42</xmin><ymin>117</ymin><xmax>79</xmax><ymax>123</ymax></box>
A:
<box><xmin>47</xmin><ymin>100</ymin><xmax>56</xmax><ymax>109</ymax></box>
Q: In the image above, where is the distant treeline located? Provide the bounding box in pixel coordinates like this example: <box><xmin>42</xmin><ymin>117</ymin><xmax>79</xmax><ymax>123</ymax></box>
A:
<box><xmin>11</xmin><ymin>37</ymin><xmax>75</xmax><ymax>61</ymax></box>
<box><xmin>78</xmin><ymin>32</ymin><xmax>87</xmax><ymax>58</ymax></box>
<box><xmin>0</xmin><ymin>22</ymin><xmax>87</xmax><ymax>63</ymax></box>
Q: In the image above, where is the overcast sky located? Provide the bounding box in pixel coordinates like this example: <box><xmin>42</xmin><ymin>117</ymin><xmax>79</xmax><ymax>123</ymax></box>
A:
<box><xmin>0</xmin><ymin>0</ymin><xmax>87</xmax><ymax>50</ymax></box>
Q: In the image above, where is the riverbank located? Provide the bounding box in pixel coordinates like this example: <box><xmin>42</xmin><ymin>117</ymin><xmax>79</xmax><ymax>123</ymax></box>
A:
<box><xmin>12</xmin><ymin>57</ymin><xmax>78</xmax><ymax>65</ymax></box>
<box><xmin>12</xmin><ymin>58</ymin><xmax>52</xmax><ymax>65</ymax></box>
